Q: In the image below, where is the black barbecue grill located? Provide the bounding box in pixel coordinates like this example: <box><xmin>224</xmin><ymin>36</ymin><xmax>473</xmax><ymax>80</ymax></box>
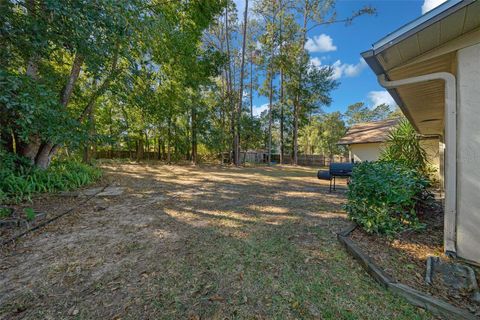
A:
<box><xmin>317</xmin><ymin>163</ymin><xmax>354</xmax><ymax>192</ymax></box>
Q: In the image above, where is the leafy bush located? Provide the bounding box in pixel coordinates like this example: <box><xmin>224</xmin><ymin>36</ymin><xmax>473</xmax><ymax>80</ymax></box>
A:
<box><xmin>380</xmin><ymin>119</ymin><xmax>429</xmax><ymax>175</ymax></box>
<box><xmin>345</xmin><ymin>161</ymin><xmax>431</xmax><ymax>235</ymax></box>
<box><xmin>0</xmin><ymin>70</ymin><xmax>85</xmax><ymax>149</ymax></box>
<box><xmin>0</xmin><ymin>152</ymin><xmax>102</xmax><ymax>204</ymax></box>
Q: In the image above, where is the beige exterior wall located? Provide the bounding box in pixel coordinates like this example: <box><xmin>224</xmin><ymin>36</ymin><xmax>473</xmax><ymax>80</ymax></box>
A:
<box><xmin>420</xmin><ymin>138</ymin><xmax>441</xmax><ymax>181</ymax></box>
<box><xmin>456</xmin><ymin>43</ymin><xmax>480</xmax><ymax>264</ymax></box>
<box><xmin>350</xmin><ymin>143</ymin><xmax>383</xmax><ymax>162</ymax></box>
<box><xmin>349</xmin><ymin>140</ymin><xmax>440</xmax><ymax>180</ymax></box>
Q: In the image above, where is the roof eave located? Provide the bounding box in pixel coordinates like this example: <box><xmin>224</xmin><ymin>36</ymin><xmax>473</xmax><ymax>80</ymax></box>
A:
<box><xmin>361</xmin><ymin>50</ymin><xmax>421</xmax><ymax>132</ymax></box>
<box><xmin>372</xmin><ymin>0</ymin><xmax>472</xmax><ymax>52</ymax></box>
<box><xmin>361</xmin><ymin>0</ymin><xmax>475</xmax><ymax>134</ymax></box>
<box><xmin>337</xmin><ymin>140</ymin><xmax>386</xmax><ymax>146</ymax></box>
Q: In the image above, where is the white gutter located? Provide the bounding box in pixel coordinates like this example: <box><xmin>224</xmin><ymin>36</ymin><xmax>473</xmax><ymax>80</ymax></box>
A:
<box><xmin>378</xmin><ymin>72</ymin><xmax>457</xmax><ymax>256</ymax></box>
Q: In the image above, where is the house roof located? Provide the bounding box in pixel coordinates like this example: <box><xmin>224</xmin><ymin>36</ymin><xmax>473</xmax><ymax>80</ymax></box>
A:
<box><xmin>361</xmin><ymin>0</ymin><xmax>480</xmax><ymax>135</ymax></box>
<box><xmin>337</xmin><ymin>118</ymin><xmax>400</xmax><ymax>145</ymax></box>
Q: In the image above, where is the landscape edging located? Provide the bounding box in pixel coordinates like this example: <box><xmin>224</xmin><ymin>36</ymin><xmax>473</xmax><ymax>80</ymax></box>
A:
<box><xmin>337</xmin><ymin>222</ymin><xmax>479</xmax><ymax>320</ymax></box>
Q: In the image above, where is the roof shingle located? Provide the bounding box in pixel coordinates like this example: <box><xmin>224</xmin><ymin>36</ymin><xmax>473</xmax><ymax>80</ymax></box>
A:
<box><xmin>337</xmin><ymin>118</ymin><xmax>400</xmax><ymax>145</ymax></box>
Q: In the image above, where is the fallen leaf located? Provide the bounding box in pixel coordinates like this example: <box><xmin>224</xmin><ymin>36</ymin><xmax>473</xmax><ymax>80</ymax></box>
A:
<box><xmin>209</xmin><ymin>294</ymin><xmax>224</xmax><ymax>302</ymax></box>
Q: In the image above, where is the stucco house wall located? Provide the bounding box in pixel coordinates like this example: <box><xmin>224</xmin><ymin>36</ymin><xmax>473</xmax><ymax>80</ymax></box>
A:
<box><xmin>350</xmin><ymin>143</ymin><xmax>383</xmax><ymax>162</ymax></box>
<box><xmin>456</xmin><ymin>42</ymin><xmax>480</xmax><ymax>264</ymax></box>
<box><xmin>349</xmin><ymin>139</ymin><xmax>440</xmax><ymax>181</ymax></box>
<box><xmin>420</xmin><ymin>138</ymin><xmax>441</xmax><ymax>180</ymax></box>
<box><xmin>360</xmin><ymin>0</ymin><xmax>480</xmax><ymax>264</ymax></box>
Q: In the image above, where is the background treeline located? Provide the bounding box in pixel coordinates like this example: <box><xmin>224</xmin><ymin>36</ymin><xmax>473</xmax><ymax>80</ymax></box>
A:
<box><xmin>1</xmin><ymin>0</ymin><xmax>399</xmax><ymax>169</ymax></box>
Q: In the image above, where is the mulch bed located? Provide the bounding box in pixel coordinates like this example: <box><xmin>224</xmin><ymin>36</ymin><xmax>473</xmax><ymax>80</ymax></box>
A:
<box><xmin>349</xmin><ymin>200</ymin><xmax>480</xmax><ymax>316</ymax></box>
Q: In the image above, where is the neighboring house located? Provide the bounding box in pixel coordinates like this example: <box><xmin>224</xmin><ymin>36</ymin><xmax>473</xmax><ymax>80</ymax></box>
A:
<box><xmin>338</xmin><ymin>118</ymin><xmax>399</xmax><ymax>162</ymax></box>
<box><xmin>337</xmin><ymin>118</ymin><xmax>440</xmax><ymax>177</ymax></box>
<box><xmin>362</xmin><ymin>0</ymin><xmax>480</xmax><ymax>264</ymax></box>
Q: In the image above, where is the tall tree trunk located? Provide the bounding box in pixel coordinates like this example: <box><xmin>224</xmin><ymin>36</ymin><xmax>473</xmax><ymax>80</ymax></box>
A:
<box><xmin>191</xmin><ymin>107</ymin><xmax>197</xmax><ymax>165</ymax></box>
<box><xmin>279</xmin><ymin>6</ymin><xmax>284</xmax><ymax>165</ymax></box>
<box><xmin>121</xmin><ymin>106</ymin><xmax>133</xmax><ymax>159</ymax></box>
<box><xmin>267</xmin><ymin>2</ymin><xmax>277</xmax><ymax>166</ymax></box>
<box><xmin>35</xmin><ymin>142</ymin><xmax>57</xmax><ymax>169</ymax></box>
<box><xmin>293</xmin><ymin>96</ymin><xmax>299</xmax><ymax>165</ymax></box>
<box><xmin>16</xmin><ymin>0</ymin><xmax>42</xmax><ymax>164</ymax></box>
<box><xmin>225</xmin><ymin>6</ymin><xmax>236</xmax><ymax>165</ymax></box>
<box><xmin>109</xmin><ymin>107</ymin><xmax>114</xmax><ymax>158</ymax></box>
<box><xmin>235</xmin><ymin>0</ymin><xmax>249</xmax><ymax>166</ymax></box>
<box><xmin>157</xmin><ymin>136</ymin><xmax>163</xmax><ymax>160</ymax></box>
<box><xmin>35</xmin><ymin>53</ymin><xmax>84</xmax><ymax>169</ymax></box>
<box><xmin>144</xmin><ymin>131</ymin><xmax>149</xmax><ymax>159</ymax></box>
<box><xmin>167</xmin><ymin>116</ymin><xmax>172</xmax><ymax>164</ymax></box>
<box><xmin>25</xmin><ymin>0</ymin><xmax>39</xmax><ymax>81</ymax></box>
<box><xmin>60</xmin><ymin>54</ymin><xmax>84</xmax><ymax>108</ymax></box>
<box><xmin>83</xmin><ymin>110</ymin><xmax>96</xmax><ymax>164</ymax></box>
<box><xmin>219</xmin><ymin>16</ymin><xmax>228</xmax><ymax>164</ymax></box>
<box><xmin>250</xmin><ymin>51</ymin><xmax>254</xmax><ymax>119</ymax></box>
<box><xmin>17</xmin><ymin>135</ymin><xmax>41</xmax><ymax>164</ymax></box>
<box><xmin>267</xmin><ymin>70</ymin><xmax>273</xmax><ymax>166</ymax></box>
<box><xmin>136</xmin><ymin>137</ymin><xmax>144</xmax><ymax>161</ymax></box>
<box><xmin>292</xmin><ymin>3</ymin><xmax>309</xmax><ymax>166</ymax></box>
<box><xmin>1</xmin><ymin>128</ymin><xmax>15</xmax><ymax>154</ymax></box>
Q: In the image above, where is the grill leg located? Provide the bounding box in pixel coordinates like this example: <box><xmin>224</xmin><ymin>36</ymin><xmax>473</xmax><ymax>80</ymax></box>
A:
<box><xmin>333</xmin><ymin>176</ymin><xmax>336</xmax><ymax>191</ymax></box>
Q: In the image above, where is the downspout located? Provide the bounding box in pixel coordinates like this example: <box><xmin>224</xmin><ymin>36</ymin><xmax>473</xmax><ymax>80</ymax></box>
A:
<box><xmin>378</xmin><ymin>72</ymin><xmax>457</xmax><ymax>257</ymax></box>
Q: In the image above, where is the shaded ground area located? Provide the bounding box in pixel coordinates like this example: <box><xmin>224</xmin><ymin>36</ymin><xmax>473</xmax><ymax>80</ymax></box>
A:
<box><xmin>0</xmin><ymin>164</ymin><xmax>431</xmax><ymax>319</ymax></box>
<box><xmin>350</xmin><ymin>202</ymin><xmax>480</xmax><ymax>315</ymax></box>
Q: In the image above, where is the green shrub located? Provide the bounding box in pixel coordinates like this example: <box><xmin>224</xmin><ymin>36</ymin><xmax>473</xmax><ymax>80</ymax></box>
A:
<box><xmin>0</xmin><ymin>152</ymin><xmax>102</xmax><ymax>204</ymax></box>
<box><xmin>345</xmin><ymin>161</ymin><xmax>431</xmax><ymax>235</ymax></box>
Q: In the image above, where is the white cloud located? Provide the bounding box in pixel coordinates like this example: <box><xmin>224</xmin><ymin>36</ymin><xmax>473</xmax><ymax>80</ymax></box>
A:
<box><xmin>305</xmin><ymin>34</ymin><xmax>337</xmax><ymax>53</ymax></box>
<box><xmin>309</xmin><ymin>57</ymin><xmax>322</xmax><ymax>68</ymax></box>
<box><xmin>421</xmin><ymin>0</ymin><xmax>447</xmax><ymax>14</ymax></box>
<box><xmin>330</xmin><ymin>58</ymin><xmax>367</xmax><ymax>80</ymax></box>
<box><xmin>253</xmin><ymin>103</ymin><xmax>268</xmax><ymax>117</ymax></box>
<box><xmin>367</xmin><ymin>90</ymin><xmax>396</xmax><ymax>108</ymax></box>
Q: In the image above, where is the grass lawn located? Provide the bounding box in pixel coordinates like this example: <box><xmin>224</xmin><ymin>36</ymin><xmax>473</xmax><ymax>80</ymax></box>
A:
<box><xmin>0</xmin><ymin>164</ymin><xmax>432</xmax><ymax>319</ymax></box>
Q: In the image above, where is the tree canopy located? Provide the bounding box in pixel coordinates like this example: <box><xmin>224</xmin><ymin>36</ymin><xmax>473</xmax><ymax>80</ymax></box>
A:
<box><xmin>1</xmin><ymin>0</ymin><xmax>378</xmax><ymax>168</ymax></box>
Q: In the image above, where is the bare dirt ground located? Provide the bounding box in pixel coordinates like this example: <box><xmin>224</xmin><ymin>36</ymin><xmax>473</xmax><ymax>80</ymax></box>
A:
<box><xmin>0</xmin><ymin>164</ymin><xmax>431</xmax><ymax>319</ymax></box>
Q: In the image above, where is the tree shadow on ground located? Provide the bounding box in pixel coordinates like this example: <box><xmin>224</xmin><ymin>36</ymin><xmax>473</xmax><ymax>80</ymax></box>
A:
<box><xmin>0</xmin><ymin>163</ymin><xmax>431</xmax><ymax>320</ymax></box>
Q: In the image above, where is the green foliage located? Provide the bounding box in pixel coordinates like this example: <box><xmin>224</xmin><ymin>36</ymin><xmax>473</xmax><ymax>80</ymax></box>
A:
<box><xmin>0</xmin><ymin>152</ymin><xmax>102</xmax><ymax>204</ymax></box>
<box><xmin>24</xmin><ymin>207</ymin><xmax>36</xmax><ymax>221</ymax></box>
<box><xmin>299</xmin><ymin>112</ymin><xmax>347</xmax><ymax>156</ymax></box>
<box><xmin>0</xmin><ymin>70</ymin><xmax>82</xmax><ymax>146</ymax></box>
<box><xmin>0</xmin><ymin>207</ymin><xmax>11</xmax><ymax>219</ymax></box>
<box><xmin>345</xmin><ymin>161</ymin><xmax>431</xmax><ymax>235</ymax></box>
<box><xmin>1</xmin><ymin>0</ymin><xmax>373</xmax><ymax>166</ymax></box>
<box><xmin>345</xmin><ymin>102</ymin><xmax>395</xmax><ymax>125</ymax></box>
<box><xmin>380</xmin><ymin>119</ymin><xmax>429</xmax><ymax>175</ymax></box>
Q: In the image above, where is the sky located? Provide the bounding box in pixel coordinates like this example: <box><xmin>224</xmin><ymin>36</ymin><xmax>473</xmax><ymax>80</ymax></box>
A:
<box><xmin>235</xmin><ymin>0</ymin><xmax>447</xmax><ymax>116</ymax></box>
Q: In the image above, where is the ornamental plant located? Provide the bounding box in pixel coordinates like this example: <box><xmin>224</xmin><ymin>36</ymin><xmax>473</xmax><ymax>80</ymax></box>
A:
<box><xmin>380</xmin><ymin>119</ymin><xmax>429</xmax><ymax>175</ymax></box>
<box><xmin>345</xmin><ymin>161</ymin><xmax>431</xmax><ymax>235</ymax></box>
<box><xmin>0</xmin><ymin>151</ymin><xmax>102</xmax><ymax>204</ymax></box>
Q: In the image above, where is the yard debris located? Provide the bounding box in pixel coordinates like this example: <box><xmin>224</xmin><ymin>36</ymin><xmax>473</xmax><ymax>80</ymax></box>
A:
<box><xmin>425</xmin><ymin>256</ymin><xmax>480</xmax><ymax>303</ymax></box>
<box><xmin>350</xmin><ymin>205</ymin><xmax>480</xmax><ymax>315</ymax></box>
<box><xmin>208</xmin><ymin>294</ymin><xmax>224</xmax><ymax>302</ymax></box>
<box><xmin>0</xmin><ymin>164</ymin><xmax>431</xmax><ymax>319</ymax></box>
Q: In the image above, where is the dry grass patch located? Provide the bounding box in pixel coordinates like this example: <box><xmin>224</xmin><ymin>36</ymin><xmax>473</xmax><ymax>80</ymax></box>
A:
<box><xmin>0</xmin><ymin>164</ymin><xmax>432</xmax><ymax>319</ymax></box>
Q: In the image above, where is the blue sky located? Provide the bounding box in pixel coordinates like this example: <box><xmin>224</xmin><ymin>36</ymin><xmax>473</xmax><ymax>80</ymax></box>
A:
<box><xmin>237</xmin><ymin>0</ymin><xmax>447</xmax><ymax>116</ymax></box>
